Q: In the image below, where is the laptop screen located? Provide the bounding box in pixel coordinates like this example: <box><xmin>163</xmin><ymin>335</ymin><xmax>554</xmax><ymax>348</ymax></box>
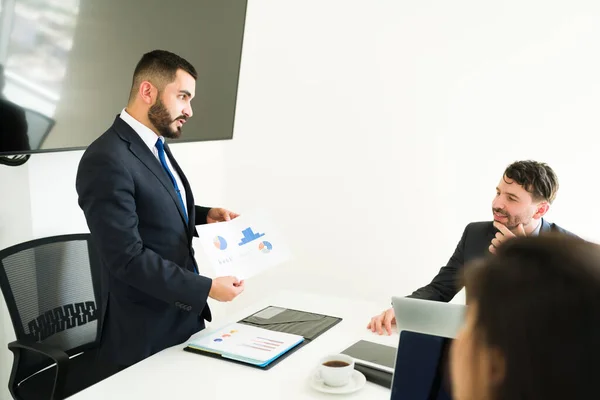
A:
<box><xmin>390</xmin><ymin>330</ymin><xmax>453</xmax><ymax>400</ymax></box>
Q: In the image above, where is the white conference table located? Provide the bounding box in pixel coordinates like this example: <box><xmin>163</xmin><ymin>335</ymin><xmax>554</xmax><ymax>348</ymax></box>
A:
<box><xmin>71</xmin><ymin>290</ymin><xmax>399</xmax><ymax>399</ymax></box>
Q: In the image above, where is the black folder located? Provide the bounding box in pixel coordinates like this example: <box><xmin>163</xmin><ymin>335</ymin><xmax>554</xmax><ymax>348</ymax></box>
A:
<box><xmin>354</xmin><ymin>363</ymin><xmax>393</xmax><ymax>388</ymax></box>
<box><xmin>184</xmin><ymin>306</ymin><xmax>342</xmax><ymax>370</ymax></box>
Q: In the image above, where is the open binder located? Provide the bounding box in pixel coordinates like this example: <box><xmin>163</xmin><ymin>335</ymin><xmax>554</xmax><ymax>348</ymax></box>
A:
<box><xmin>184</xmin><ymin>306</ymin><xmax>342</xmax><ymax>370</ymax></box>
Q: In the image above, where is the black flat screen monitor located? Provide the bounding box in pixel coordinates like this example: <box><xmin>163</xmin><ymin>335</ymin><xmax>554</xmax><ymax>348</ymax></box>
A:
<box><xmin>0</xmin><ymin>0</ymin><xmax>247</xmax><ymax>156</ymax></box>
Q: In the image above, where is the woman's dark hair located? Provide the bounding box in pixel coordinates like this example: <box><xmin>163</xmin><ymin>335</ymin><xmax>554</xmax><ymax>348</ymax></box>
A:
<box><xmin>464</xmin><ymin>235</ymin><xmax>600</xmax><ymax>400</ymax></box>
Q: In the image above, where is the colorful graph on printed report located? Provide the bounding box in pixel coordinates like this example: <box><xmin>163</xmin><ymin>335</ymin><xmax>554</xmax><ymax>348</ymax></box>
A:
<box><xmin>213</xmin><ymin>236</ymin><xmax>228</xmax><ymax>250</ymax></box>
<box><xmin>211</xmin><ymin>330</ymin><xmax>282</xmax><ymax>352</ymax></box>
<box><xmin>213</xmin><ymin>329</ymin><xmax>239</xmax><ymax>342</ymax></box>
<box><xmin>242</xmin><ymin>336</ymin><xmax>283</xmax><ymax>352</ymax></box>
<box><xmin>258</xmin><ymin>241</ymin><xmax>272</xmax><ymax>254</ymax></box>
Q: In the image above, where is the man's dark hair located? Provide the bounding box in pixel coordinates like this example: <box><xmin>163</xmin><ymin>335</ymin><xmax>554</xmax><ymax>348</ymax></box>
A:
<box><xmin>463</xmin><ymin>235</ymin><xmax>600</xmax><ymax>400</ymax></box>
<box><xmin>129</xmin><ymin>50</ymin><xmax>197</xmax><ymax>101</ymax></box>
<box><xmin>503</xmin><ymin>160</ymin><xmax>558</xmax><ymax>203</ymax></box>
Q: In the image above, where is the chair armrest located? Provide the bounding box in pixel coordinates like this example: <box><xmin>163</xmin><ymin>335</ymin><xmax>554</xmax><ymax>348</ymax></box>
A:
<box><xmin>8</xmin><ymin>340</ymin><xmax>69</xmax><ymax>400</ymax></box>
<box><xmin>8</xmin><ymin>340</ymin><xmax>69</xmax><ymax>363</ymax></box>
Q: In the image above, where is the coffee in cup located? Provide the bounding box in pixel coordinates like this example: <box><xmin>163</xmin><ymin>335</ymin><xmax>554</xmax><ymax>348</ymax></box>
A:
<box><xmin>323</xmin><ymin>360</ymin><xmax>350</xmax><ymax>368</ymax></box>
<box><xmin>316</xmin><ymin>354</ymin><xmax>354</xmax><ymax>387</ymax></box>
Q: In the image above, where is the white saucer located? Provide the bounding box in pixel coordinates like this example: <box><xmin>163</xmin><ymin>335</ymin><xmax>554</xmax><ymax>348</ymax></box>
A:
<box><xmin>309</xmin><ymin>370</ymin><xmax>367</xmax><ymax>394</ymax></box>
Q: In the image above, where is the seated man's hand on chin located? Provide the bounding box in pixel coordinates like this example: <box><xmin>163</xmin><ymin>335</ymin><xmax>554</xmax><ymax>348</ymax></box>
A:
<box><xmin>489</xmin><ymin>221</ymin><xmax>526</xmax><ymax>254</ymax></box>
<box><xmin>367</xmin><ymin>307</ymin><xmax>396</xmax><ymax>335</ymax></box>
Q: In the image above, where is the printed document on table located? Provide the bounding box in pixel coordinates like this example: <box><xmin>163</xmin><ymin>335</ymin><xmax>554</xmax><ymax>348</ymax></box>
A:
<box><xmin>187</xmin><ymin>322</ymin><xmax>304</xmax><ymax>366</ymax></box>
<box><xmin>194</xmin><ymin>210</ymin><xmax>291</xmax><ymax>280</ymax></box>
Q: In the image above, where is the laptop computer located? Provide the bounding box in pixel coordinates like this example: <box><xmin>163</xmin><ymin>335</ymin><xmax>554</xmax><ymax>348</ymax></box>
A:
<box><xmin>391</xmin><ymin>296</ymin><xmax>466</xmax><ymax>338</ymax></box>
<box><xmin>389</xmin><ymin>297</ymin><xmax>467</xmax><ymax>399</ymax></box>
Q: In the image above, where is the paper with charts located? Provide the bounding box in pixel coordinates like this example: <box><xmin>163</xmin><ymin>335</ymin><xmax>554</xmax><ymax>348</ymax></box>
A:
<box><xmin>188</xmin><ymin>322</ymin><xmax>304</xmax><ymax>366</ymax></box>
<box><xmin>194</xmin><ymin>212</ymin><xmax>291</xmax><ymax>280</ymax></box>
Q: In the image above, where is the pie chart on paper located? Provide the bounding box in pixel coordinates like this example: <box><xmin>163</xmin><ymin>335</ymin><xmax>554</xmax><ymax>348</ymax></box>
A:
<box><xmin>213</xmin><ymin>236</ymin><xmax>228</xmax><ymax>250</ymax></box>
<box><xmin>258</xmin><ymin>241</ymin><xmax>273</xmax><ymax>254</ymax></box>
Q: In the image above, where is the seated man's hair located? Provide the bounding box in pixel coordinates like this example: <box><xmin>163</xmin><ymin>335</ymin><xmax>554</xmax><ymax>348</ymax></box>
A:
<box><xmin>503</xmin><ymin>160</ymin><xmax>559</xmax><ymax>203</ymax></box>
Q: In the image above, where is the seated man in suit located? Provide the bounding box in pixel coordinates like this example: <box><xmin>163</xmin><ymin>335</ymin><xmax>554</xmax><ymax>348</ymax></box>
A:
<box><xmin>76</xmin><ymin>50</ymin><xmax>244</xmax><ymax>371</ymax></box>
<box><xmin>368</xmin><ymin>160</ymin><xmax>576</xmax><ymax>335</ymax></box>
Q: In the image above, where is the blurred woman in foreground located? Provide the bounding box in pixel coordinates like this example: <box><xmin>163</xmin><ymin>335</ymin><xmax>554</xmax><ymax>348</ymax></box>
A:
<box><xmin>450</xmin><ymin>235</ymin><xmax>600</xmax><ymax>400</ymax></box>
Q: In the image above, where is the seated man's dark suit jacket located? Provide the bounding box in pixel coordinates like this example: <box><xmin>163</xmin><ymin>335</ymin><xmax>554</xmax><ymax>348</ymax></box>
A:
<box><xmin>407</xmin><ymin>219</ymin><xmax>576</xmax><ymax>302</ymax></box>
<box><xmin>76</xmin><ymin>116</ymin><xmax>213</xmax><ymax>367</ymax></box>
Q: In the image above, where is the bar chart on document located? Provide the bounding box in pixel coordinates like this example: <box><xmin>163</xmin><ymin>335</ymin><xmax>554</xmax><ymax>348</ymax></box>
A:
<box><xmin>194</xmin><ymin>210</ymin><xmax>291</xmax><ymax>280</ymax></box>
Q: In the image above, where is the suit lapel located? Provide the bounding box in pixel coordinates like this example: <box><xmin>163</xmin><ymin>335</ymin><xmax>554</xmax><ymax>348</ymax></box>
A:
<box><xmin>113</xmin><ymin>118</ymin><xmax>189</xmax><ymax>231</ymax></box>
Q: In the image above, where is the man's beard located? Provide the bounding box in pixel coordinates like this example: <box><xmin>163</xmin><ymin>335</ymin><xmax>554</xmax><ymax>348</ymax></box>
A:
<box><xmin>148</xmin><ymin>97</ymin><xmax>187</xmax><ymax>139</ymax></box>
<box><xmin>492</xmin><ymin>208</ymin><xmax>531</xmax><ymax>230</ymax></box>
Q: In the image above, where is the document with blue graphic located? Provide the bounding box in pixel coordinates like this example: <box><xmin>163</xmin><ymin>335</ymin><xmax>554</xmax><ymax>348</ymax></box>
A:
<box><xmin>194</xmin><ymin>210</ymin><xmax>291</xmax><ymax>280</ymax></box>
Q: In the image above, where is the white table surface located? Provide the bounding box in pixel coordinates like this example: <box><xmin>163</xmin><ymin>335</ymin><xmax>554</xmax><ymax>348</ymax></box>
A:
<box><xmin>70</xmin><ymin>290</ymin><xmax>399</xmax><ymax>400</ymax></box>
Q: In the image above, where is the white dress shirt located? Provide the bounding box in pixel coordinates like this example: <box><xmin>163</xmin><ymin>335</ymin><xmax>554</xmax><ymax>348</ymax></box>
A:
<box><xmin>530</xmin><ymin>219</ymin><xmax>542</xmax><ymax>236</ymax></box>
<box><xmin>119</xmin><ymin>108</ymin><xmax>188</xmax><ymax>216</ymax></box>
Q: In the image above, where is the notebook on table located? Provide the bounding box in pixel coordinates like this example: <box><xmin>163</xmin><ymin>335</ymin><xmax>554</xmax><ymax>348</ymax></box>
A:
<box><xmin>341</xmin><ymin>340</ymin><xmax>396</xmax><ymax>388</ymax></box>
<box><xmin>342</xmin><ymin>340</ymin><xmax>396</xmax><ymax>373</ymax></box>
<box><xmin>184</xmin><ymin>306</ymin><xmax>342</xmax><ymax>370</ymax></box>
<box><xmin>186</xmin><ymin>322</ymin><xmax>304</xmax><ymax>367</ymax></box>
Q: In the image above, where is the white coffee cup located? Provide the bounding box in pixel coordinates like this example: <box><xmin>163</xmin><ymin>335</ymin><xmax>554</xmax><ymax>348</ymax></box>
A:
<box><xmin>316</xmin><ymin>354</ymin><xmax>355</xmax><ymax>387</ymax></box>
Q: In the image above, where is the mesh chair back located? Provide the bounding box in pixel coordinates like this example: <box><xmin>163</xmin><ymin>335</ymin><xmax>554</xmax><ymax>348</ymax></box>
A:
<box><xmin>0</xmin><ymin>234</ymin><xmax>102</xmax><ymax>354</ymax></box>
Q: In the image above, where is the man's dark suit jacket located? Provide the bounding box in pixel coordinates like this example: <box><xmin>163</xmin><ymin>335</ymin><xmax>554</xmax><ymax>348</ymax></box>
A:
<box><xmin>407</xmin><ymin>219</ymin><xmax>575</xmax><ymax>302</ymax></box>
<box><xmin>76</xmin><ymin>116</ymin><xmax>213</xmax><ymax>367</ymax></box>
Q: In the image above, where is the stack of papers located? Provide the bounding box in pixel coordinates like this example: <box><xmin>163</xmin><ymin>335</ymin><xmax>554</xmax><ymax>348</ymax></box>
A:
<box><xmin>188</xmin><ymin>323</ymin><xmax>304</xmax><ymax>367</ymax></box>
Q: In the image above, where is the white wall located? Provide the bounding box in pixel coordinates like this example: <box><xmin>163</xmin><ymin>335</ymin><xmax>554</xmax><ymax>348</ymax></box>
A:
<box><xmin>1</xmin><ymin>0</ymin><xmax>600</xmax><ymax>398</ymax></box>
<box><xmin>0</xmin><ymin>163</ymin><xmax>32</xmax><ymax>400</ymax></box>
<box><xmin>212</xmin><ymin>0</ymin><xmax>600</xmax><ymax>316</ymax></box>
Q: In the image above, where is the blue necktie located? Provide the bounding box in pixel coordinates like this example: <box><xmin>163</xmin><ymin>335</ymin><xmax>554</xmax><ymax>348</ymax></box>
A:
<box><xmin>155</xmin><ymin>138</ymin><xmax>188</xmax><ymax>224</ymax></box>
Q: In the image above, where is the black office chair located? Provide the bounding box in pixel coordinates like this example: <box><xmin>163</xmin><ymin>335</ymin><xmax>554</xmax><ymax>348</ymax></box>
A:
<box><xmin>0</xmin><ymin>234</ymin><xmax>109</xmax><ymax>399</ymax></box>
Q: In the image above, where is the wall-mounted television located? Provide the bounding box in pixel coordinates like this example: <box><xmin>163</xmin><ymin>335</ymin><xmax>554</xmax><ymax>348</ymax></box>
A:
<box><xmin>0</xmin><ymin>0</ymin><xmax>247</xmax><ymax>156</ymax></box>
